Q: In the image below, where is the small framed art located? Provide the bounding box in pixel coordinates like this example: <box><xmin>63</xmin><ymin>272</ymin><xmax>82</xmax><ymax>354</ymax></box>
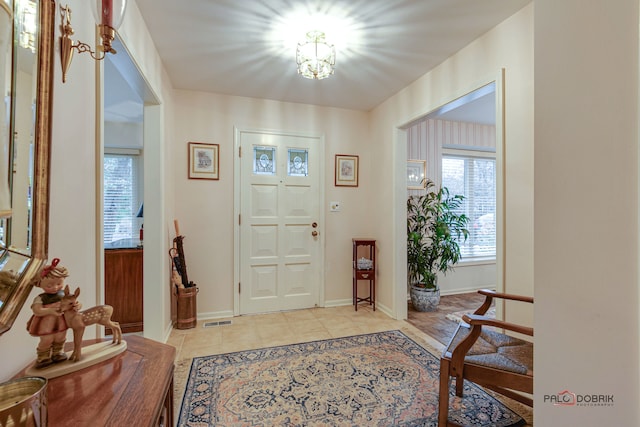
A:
<box><xmin>188</xmin><ymin>142</ymin><xmax>219</xmax><ymax>180</ymax></box>
<box><xmin>407</xmin><ymin>159</ymin><xmax>426</xmax><ymax>189</ymax></box>
<box><xmin>335</xmin><ymin>154</ymin><xmax>359</xmax><ymax>187</ymax></box>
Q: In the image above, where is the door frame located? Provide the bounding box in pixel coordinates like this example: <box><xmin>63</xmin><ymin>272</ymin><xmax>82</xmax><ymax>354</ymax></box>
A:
<box><xmin>233</xmin><ymin>126</ymin><xmax>326</xmax><ymax>316</ymax></box>
<box><xmin>392</xmin><ymin>69</ymin><xmax>505</xmax><ymax>320</ymax></box>
<box><xmin>98</xmin><ymin>36</ymin><xmax>164</xmax><ymax>341</ymax></box>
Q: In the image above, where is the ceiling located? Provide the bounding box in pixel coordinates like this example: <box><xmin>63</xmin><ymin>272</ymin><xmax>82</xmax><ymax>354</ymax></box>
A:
<box><xmin>132</xmin><ymin>0</ymin><xmax>530</xmax><ymax>113</ymax></box>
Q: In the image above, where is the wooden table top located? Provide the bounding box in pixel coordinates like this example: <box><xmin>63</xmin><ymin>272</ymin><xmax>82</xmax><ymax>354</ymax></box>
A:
<box><xmin>29</xmin><ymin>336</ymin><xmax>175</xmax><ymax>426</ymax></box>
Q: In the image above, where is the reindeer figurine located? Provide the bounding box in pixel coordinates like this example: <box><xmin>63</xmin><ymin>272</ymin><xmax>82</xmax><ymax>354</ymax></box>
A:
<box><xmin>59</xmin><ymin>285</ymin><xmax>122</xmax><ymax>362</ymax></box>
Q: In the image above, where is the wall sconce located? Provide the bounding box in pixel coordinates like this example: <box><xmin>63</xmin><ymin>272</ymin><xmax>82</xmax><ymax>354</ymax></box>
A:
<box><xmin>59</xmin><ymin>1</ymin><xmax>128</xmax><ymax>83</ymax></box>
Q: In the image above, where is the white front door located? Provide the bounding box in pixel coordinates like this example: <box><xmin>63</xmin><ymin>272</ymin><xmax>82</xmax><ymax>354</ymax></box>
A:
<box><xmin>238</xmin><ymin>129</ymin><xmax>323</xmax><ymax>314</ymax></box>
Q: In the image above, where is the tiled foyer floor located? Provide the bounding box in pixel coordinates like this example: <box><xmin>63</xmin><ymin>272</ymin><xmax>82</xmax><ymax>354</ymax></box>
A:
<box><xmin>167</xmin><ymin>304</ymin><xmax>423</xmax><ymax>361</ymax></box>
<box><xmin>166</xmin><ymin>300</ymin><xmax>533</xmax><ymax>426</ymax></box>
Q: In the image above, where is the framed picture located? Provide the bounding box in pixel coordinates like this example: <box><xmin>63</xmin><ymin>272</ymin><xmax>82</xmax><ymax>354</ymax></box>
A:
<box><xmin>188</xmin><ymin>142</ymin><xmax>219</xmax><ymax>180</ymax></box>
<box><xmin>407</xmin><ymin>159</ymin><xmax>426</xmax><ymax>189</ymax></box>
<box><xmin>335</xmin><ymin>154</ymin><xmax>359</xmax><ymax>187</ymax></box>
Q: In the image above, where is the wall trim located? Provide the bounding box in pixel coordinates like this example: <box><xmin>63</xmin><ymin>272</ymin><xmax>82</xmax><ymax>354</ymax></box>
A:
<box><xmin>393</xmin><ymin>69</ymin><xmax>506</xmax><ymax>323</ymax></box>
<box><xmin>197</xmin><ymin>310</ymin><xmax>235</xmax><ymax>321</ymax></box>
<box><xmin>322</xmin><ymin>299</ymin><xmax>394</xmax><ymax>319</ymax></box>
<box><xmin>324</xmin><ymin>298</ymin><xmax>352</xmax><ymax>308</ymax></box>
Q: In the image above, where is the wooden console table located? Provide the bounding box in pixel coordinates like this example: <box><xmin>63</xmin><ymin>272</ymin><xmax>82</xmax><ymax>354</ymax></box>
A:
<box><xmin>39</xmin><ymin>336</ymin><xmax>175</xmax><ymax>426</ymax></box>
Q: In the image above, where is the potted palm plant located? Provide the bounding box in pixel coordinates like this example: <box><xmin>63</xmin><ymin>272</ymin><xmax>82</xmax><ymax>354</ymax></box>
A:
<box><xmin>407</xmin><ymin>179</ymin><xmax>469</xmax><ymax>311</ymax></box>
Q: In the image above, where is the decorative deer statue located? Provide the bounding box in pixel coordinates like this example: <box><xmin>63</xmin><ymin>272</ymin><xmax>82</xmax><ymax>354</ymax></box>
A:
<box><xmin>59</xmin><ymin>285</ymin><xmax>122</xmax><ymax>362</ymax></box>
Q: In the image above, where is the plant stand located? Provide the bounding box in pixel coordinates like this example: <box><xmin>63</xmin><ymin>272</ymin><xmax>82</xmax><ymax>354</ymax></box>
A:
<box><xmin>352</xmin><ymin>239</ymin><xmax>376</xmax><ymax>311</ymax></box>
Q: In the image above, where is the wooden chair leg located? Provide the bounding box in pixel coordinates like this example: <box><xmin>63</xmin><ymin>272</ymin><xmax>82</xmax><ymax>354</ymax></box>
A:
<box><xmin>455</xmin><ymin>373</ymin><xmax>464</xmax><ymax>397</ymax></box>
<box><xmin>438</xmin><ymin>358</ymin><xmax>451</xmax><ymax>426</ymax></box>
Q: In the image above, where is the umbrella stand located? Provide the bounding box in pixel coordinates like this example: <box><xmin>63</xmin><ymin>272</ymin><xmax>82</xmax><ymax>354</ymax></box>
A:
<box><xmin>173</xmin><ymin>219</ymin><xmax>197</xmax><ymax>329</ymax></box>
<box><xmin>173</xmin><ymin>219</ymin><xmax>194</xmax><ymax>288</ymax></box>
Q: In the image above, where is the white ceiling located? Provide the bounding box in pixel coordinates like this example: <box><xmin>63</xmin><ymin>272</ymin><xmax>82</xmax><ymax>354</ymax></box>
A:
<box><xmin>132</xmin><ymin>0</ymin><xmax>530</xmax><ymax>113</ymax></box>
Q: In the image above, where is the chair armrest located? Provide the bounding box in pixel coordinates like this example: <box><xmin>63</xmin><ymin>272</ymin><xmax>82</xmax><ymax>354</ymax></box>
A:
<box><xmin>474</xmin><ymin>289</ymin><xmax>533</xmax><ymax>315</ymax></box>
<box><xmin>463</xmin><ymin>314</ymin><xmax>534</xmax><ymax>337</ymax></box>
<box><xmin>478</xmin><ymin>289</ymin><xmax>533</xmax><ymax>303</ymax></box>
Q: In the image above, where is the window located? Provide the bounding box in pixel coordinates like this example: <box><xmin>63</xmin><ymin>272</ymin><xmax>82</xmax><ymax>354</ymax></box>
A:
<box><xmin>104</xmin><ymin>152</ymin><xmax>141</xmax><ymax>246</ymax></box>
<box><xmin>442</xmin><ymin>152</ymin><xmax>496</xmax><ymax>259</ymax></box>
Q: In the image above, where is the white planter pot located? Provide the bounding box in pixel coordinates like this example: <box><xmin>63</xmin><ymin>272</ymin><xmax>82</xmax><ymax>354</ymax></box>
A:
<box><xmin>410</xmin><ymin>284</ymin><xmax>440</xmax><ymax>312</ymax></box>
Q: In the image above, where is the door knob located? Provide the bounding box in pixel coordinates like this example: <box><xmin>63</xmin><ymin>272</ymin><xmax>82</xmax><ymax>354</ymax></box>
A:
<box><xmin>312</xmin><ymin>231</ymin><xmax>318</xmax><ymax>237</ymax></box>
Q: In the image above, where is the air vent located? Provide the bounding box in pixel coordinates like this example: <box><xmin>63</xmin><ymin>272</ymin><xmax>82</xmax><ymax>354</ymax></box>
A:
<box><xmin>203</xmin><ymin>320</ymin><xmax>232</xmax><ymax>328</ymax></box>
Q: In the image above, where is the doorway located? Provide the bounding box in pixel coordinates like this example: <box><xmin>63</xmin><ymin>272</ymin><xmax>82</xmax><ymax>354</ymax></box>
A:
<box><xmin>393</xmin><ymin>71</ymin><xmax>505</xmax><ymax>320</ymax></box>
<box><xmin>234</xmin><ymin>128</ymin><xmax>325</xmax><ymax>315</ymax></box>
<box><xmin>101</xmin><ymin>37</ymin><xmax>160</xmax><ymax>334</ymax></box>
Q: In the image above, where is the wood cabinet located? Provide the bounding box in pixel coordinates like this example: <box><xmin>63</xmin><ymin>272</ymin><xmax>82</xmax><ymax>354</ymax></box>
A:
<box><xmin>105</xmin><ymin>248</ymin><xmax>143</xmax><ymax>333</ymax></box>
<box><xmin>44</xmin><ymin>336</ymin><xmax>175</xmax><ymax>427</ymax></box>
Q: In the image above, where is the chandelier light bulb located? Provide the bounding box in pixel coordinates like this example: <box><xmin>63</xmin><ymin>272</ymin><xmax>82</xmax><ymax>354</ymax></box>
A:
<box><xmin>296</xmin><ymin>30</ymin><xmax>336</xmax><ymax>80</ymax></box>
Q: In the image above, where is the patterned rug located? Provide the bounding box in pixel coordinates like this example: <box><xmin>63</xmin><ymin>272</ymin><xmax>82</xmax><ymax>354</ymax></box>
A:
<box><xmin>178</xmin><ymin>330</ymin><xmax>524</xmax><ymax>427</ymax></box>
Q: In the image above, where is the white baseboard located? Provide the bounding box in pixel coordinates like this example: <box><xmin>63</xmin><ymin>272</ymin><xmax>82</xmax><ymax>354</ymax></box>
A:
<box><xmin>324</xmin><ymin>298</ymin><xmax>352</xmax><ymax>308</ymax></box>
<box><xmin>375</xmin><ymin>301</ymin><xmax>394</xmax><ymax>318</ymax></box>
<box><xmin>188</xmin><ymin>300</ymin><xmax>405</xmax><ymax>329</ymax></box>
<box><xmin>323</xmin><ymin>299</ymin><xmax>395</xmax><ymax>319</ymax></box>
<box><xmin>197</xmin><ymin>310</ymin><xmax>235</xmax><ymax>321</ymax></box>
<box><xmin>163</xmin><ymin>321</ymin><xmax>173</xmax><ymax>343</ymax></box>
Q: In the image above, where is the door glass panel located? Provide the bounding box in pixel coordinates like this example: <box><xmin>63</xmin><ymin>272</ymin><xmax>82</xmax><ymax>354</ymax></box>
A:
<box><xmin>288</xmin><ymin>148</ymin><xmax>308</xmax><ymax>177</ymax></box>
<box><xmin>253</xmin><ymin>146</ymin><xmax>276</xmax><ymax>175</ymax></box>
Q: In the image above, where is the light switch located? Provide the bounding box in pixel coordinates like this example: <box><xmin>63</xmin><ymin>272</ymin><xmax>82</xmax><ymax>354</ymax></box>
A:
<box><xmin>330</xmin><ymin>201</ymin><xmax>341</xmax><ymax>212</ymax></box>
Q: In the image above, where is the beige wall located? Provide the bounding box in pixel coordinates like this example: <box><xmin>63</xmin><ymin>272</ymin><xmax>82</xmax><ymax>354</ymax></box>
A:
<box><xmin>2</xmin><ymin>4</ymin><xmax>637</xmax><ymax>424</ymax></box>
<box><xmin>0</xmin><ymin>0</ymin><xmax>175</xmax><ymax>378</ymax></box>
<box><xmin>171</xmin><ymin>91</ymin><xmax>371</xmax><ymax>317</ymax></box>
<box><xmin>0</xmin><ymin>2</ymin><xmax>536</xmax><ymax>380</ymax></box>
<box><xmin>0</xmin><ymin>0</ymin><xmax>102</xmax><ymax>378</ymax></box>
<box><xmin>370</xmin><ymin>5</ymin><xmax>534</xmax><ymax>322</ymax></box>
<box><xmin>534</xmin><ymin>0</ymin><xmax>639</xmax><ymax>425</ymax></box>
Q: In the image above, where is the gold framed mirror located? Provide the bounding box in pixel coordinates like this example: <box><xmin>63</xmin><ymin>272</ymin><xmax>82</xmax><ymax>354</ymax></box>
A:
<box><xmin>0</xmin><ymin>0</ymin><xmax>53</xmax><ymax>335</ymax></box>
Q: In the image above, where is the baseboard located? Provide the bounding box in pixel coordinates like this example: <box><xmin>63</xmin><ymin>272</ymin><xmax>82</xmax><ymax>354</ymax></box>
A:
<box><xmin>324</xmin><ymin>298</ymin><xmax>352</xmax><ymax>308</ymax></box>
<box><xmin>375</xmin><ymin>301</ymin><xmax>394</xmax><ymax>318</ymax></box>
<box><xmin>323</xmin><ymin>298</ymin><xmax>395</xmax><ymax>319</ymax></box>
<box><xmin>197</xmin><ymin>310</ymin><xmax>235</xmax><ymax>322</ymax></box>
<box><xmin>163</xmin><ymin>321</ymin><xmax>173</xmax><ymax>343</ymax></box>
<box><xmin>191</xmin><ymin>301</ymin><xmax>397</xmax><ymax>325</ymax></box>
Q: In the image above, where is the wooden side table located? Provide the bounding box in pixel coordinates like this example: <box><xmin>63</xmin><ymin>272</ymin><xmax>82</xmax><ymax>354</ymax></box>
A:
<box><xmin>27</xmin><ymin>336</ymin><xmax>175</xmax><ymax>427</ymax></box>
<box><xmin>352</xmin><ymin>239</ymin><xmax>376</xmax><ymax>311</ymax></box>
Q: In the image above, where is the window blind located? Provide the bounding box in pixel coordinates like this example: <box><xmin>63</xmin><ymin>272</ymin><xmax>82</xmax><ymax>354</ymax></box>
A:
<box><xmin>442</xmin><ymin>154</ymin><xmax>496</xmax><ymax>259</ymax></box>
<box><xmin>104</xmin><ymin>154</ymin><xmax>140</xmax><ymax>245</ymax></box>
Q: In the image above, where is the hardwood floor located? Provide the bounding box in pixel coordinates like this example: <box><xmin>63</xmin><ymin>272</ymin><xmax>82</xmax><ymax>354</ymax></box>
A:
<box><xmin>406</xmin><ymin>291</ymin><xmax>492</xmax><ymax>345</ymax></box>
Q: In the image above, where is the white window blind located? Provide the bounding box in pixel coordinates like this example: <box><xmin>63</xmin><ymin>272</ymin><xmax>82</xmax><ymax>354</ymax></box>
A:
<box><xmin>104</xmin><ymin>153</ymin><xmax>140</xmax><ymax>245</ymax></box>
<box><xmin>442</xmin><ymin>153</ymin><xmax>496</xmax><ymax>259</ymax></box>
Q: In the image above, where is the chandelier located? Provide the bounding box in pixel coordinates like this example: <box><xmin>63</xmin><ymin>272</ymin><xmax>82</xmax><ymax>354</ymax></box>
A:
<box><xmin>296</xmin><ymin>31</ymin><xmax>335</xmax><ymax>80</ymax></box>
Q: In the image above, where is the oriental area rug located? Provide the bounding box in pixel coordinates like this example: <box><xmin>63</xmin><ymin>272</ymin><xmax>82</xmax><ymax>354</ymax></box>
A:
<box><xmin>178</xmin><ymin>330</ymin><xmax>524</xmax><ymax>427</ymax></box>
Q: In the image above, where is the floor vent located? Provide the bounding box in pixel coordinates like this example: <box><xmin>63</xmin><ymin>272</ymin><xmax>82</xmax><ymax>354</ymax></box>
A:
<box><xmin>203</xmin><ymin>320</ymin><xmax>232</xmax><ymax>328</ymax></box>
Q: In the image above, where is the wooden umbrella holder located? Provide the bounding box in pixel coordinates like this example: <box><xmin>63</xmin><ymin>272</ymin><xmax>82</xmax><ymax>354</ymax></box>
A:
<box><xmin>176</xmin><ymin>286</ymin><xmax>198</xmax><ymax>329</ymax></box>
<box><xmin>172</xmin><ymin>219</ymin><xmax>198</xmax><ymax>330</ymax></box>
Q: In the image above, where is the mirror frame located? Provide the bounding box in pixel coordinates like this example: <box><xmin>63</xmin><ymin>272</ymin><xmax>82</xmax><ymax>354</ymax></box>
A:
<box><xmin>0</xmin><ymin>0</ymin><xmax>53</xmax><ymax>335</ymax></box>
